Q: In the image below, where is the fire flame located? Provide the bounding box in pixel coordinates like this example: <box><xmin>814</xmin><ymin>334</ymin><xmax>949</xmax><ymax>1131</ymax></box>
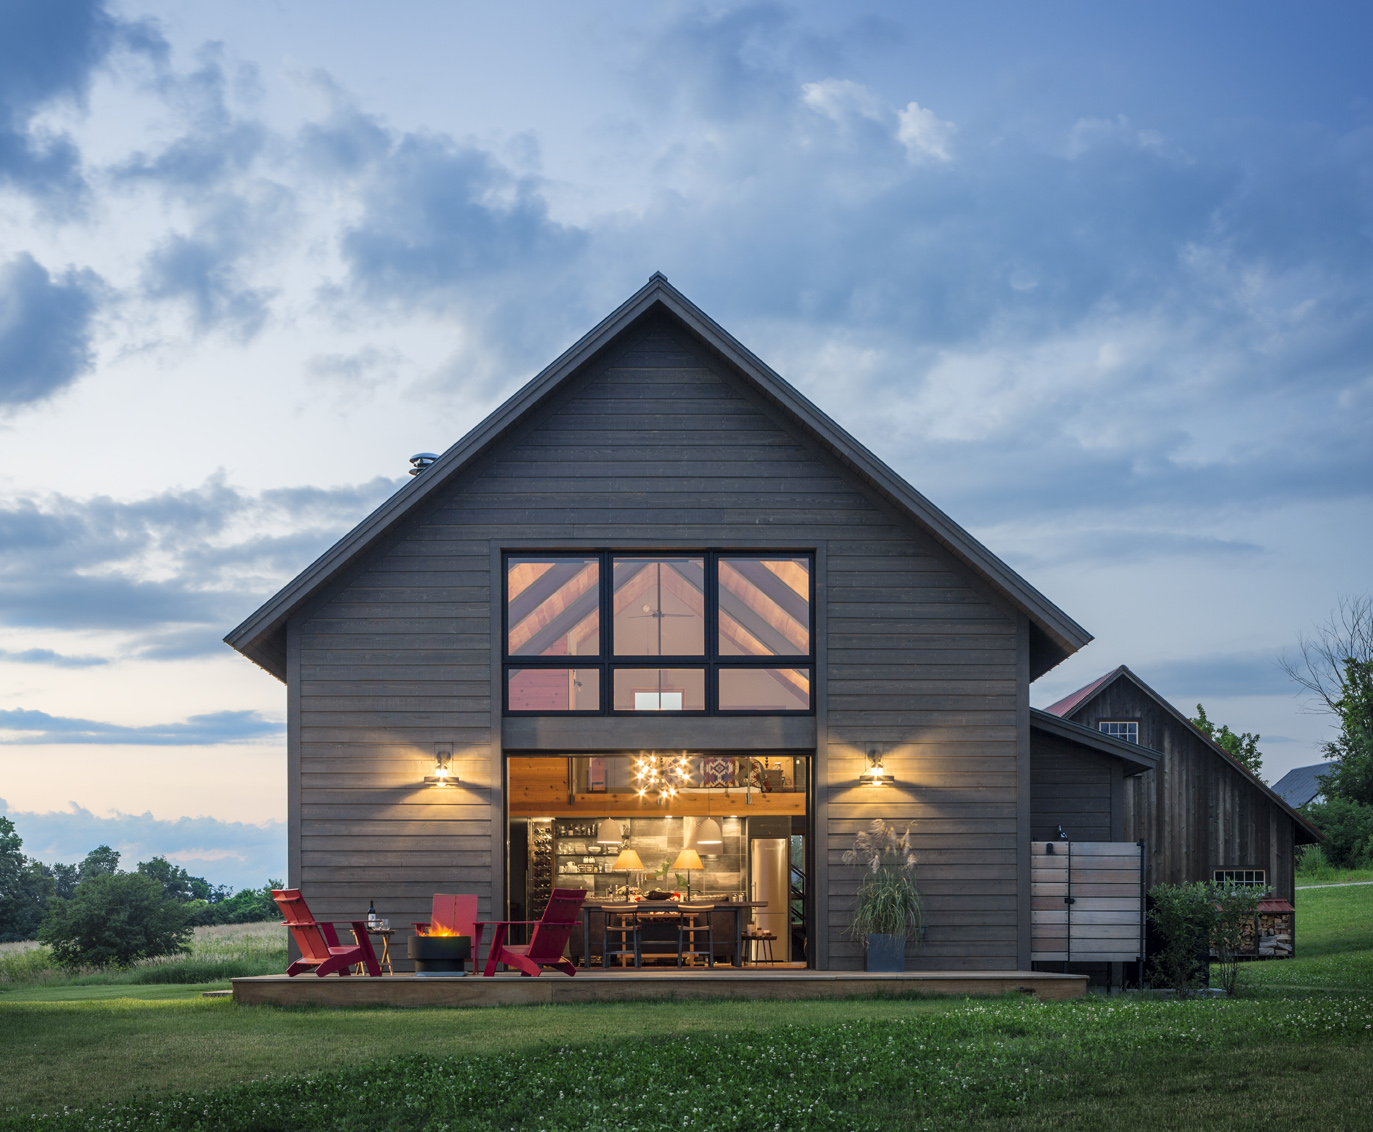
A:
<box><xmin>418</xmin><ymin>923</ymin><xmax>460</xmax><ymax>937</ymax></box>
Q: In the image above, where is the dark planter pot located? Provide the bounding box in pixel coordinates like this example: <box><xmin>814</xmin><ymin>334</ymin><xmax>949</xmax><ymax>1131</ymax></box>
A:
<box><xmin>407</xmin><ymin>934</ymin><xmax>471</xmax><ymax>976</ymax></box>
<box><xmin>865</xmin><ymin>933</ymin><xmax>906</xmax><ymax>973</ymax></box>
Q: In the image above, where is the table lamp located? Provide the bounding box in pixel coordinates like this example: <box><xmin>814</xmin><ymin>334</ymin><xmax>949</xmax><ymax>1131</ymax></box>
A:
<box><xmin>612</xmin><ymin>847</ymin><xmax>644</xmax><ymax>893</ymax></box>
<box><xmin>672</xmin><ymin>848</ymin><xmax>704</xmax><ymax>901</ymax></box>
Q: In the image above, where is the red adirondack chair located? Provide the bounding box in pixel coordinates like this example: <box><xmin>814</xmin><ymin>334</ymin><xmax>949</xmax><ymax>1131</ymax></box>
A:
<box><xmin>412</xmin><ymin>893</ymin><xmax>478</xmax><ymax>939</ymax></box>
<box><xmin>411</xmin><ymin>894</ymin><xmax>481</xmax><ymax>972</ymax></box>
<box><xmin>272</xmin><ymin>888</ymin><xmax>382</xmax><ymax>977</ymax></box>
<box><xmin>480</xmin><ymin>888</ymin><xmax>586</xmax><ymax>977</ymax></box>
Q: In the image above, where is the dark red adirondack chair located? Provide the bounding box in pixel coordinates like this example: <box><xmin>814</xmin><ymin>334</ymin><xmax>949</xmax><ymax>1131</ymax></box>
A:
<box><xmin>480</xmin><ymin>888</ymin><xmax>586</xmax><ymax>977</ymax></box>
<box><xmin>412</xmin><ymin>894</ymin><xmax>478</xmax><ymax>939</ymax></box>
<box><xmin>272</xmin><ymin>888</ymin><xmax>382</xmax><ymax>977</ymax></box>
<box><xmin>412</xmin><ymin>893</ymin><xmax>479</xmax><ymax>966</ymax></box>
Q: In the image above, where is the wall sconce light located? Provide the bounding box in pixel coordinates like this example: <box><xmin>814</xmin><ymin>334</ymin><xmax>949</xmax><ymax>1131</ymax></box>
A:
<box><xmin>424</xmin><ymin>744</ymin><xmax>455</xmax><ymax>786</ymax></box>
<box><xmin>859</xmin><ymin>744</ymin><xmax>890</xmax><ymax>786</ymax></box>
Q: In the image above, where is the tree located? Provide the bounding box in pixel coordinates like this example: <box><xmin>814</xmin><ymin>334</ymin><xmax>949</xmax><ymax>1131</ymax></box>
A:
<box><xmin>38</xmin><ymin>872</ymin><xmax>194</xmax><ymax>969</ymax></box>
<box><xmin>1314</xmin><ymin>657</ymin><xmax>1373</xmax><ymax>806</ymax></box>
<box><xmin>136</xmin><ymin>856</ymin><xmax>201</xmax><ymax>902</ymax></box>
<box><xmin>79</xmin><ymin>845</ymin><xmax>121</xmax><ymax>881</ymax></box>
<box><xmin>1300</xmin><ymin>795</ymin><xmax>1373</xmax><ymax>868</ymax></box>
<box><xmin>211</xmin><ymin>879</ymin><xmax>284</xmax><ymax>924</ymax></box>
<box><xmin>0</xmin><ymin>818</ymin><xmax>57</xmax><ymax>941</ymax></box>
<box><xmin>51</xmin><ymin>862</ymin><xmax>79</xmax><ymax>901</ymax></box>
<box><xmin>1282</xmin><ymin>595</ymin><xmax>1373</xmax><ymax>804</ymax></box>
<box><xmin>1190</xmin><ymin>704</ymin><xmax>1263</xmax><ymax>777</ymax></box>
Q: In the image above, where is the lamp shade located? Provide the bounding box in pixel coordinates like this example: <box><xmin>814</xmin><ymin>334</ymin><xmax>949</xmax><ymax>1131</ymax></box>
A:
<box><xmin>672</xmin><ymin>849</ymin><xmax>704</xmax><ymax>872</ymax></box>
<box><xmin>695</xmin><ymin>817</ymin><xmax>723</xmax><ymax>846</ymax></box>
<box><xmin>612</xmin><ymin>848</ymin><xmax>644</xmax><ymax>871</ymax></box>
<box><xmin>596</xmin><ymin>817</ymin><xmax>624</xmax><ymax>844</ymax></box>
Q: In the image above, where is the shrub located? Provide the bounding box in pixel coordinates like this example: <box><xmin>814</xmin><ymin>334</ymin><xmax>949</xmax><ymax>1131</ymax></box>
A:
<box><xmin>1211</xmin><ymin>882</ymin><xmax>1266</xmax><ymax>997</ymax></box>
<box><xmin>38</xmin><ymin>872</ymin><xmax>194</xmax><ymax>969</ymax></box>
<box><xmin>1146</xmin><ymin>881</ymin><xmax>1215</xmax><ymax>995</ymax></box>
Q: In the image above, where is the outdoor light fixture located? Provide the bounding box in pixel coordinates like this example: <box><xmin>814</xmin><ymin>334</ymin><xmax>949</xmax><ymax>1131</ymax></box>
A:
<box><xmin>424</xmin><ymin>745</ymin><xmax>455</xmax><ymax>787</ymax></box>
<box><xmin>596</xmin><ymin>817</ymin><xmax>624</xmax><ymax>844</ymax></box>
<box><xmin>859</xmin><ymin>745</ymin><xmax>890</xmax><ymax>786</ymax></box>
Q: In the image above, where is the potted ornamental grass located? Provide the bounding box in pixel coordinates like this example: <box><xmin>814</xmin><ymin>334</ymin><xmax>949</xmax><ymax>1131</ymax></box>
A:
<box><xmin>844</xmin><ymin>819</ymin><xmax>923</xmax><ymax>972</ymax></box>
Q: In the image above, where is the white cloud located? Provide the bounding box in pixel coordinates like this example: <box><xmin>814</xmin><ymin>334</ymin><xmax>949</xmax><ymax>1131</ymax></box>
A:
<box><xmin>800</xmin><ymin>78</ymin><xmax>888</xmax><ymax>124</ymax></box>
<box><xmin>800</xmin><ymin>80</ymin><xmax>954</xmax><ymax>164</ymax></box>
<box><xmin>896</xmin><ymin>101</ymin><xmax>955</xmax><ymax>162</ymax></box>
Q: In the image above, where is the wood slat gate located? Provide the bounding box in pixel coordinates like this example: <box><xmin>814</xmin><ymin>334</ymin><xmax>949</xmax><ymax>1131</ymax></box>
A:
<box><xmin>1031</xmin><ymin>841</ymin><xmax>1144</xmax><ymax>963</ymax></box>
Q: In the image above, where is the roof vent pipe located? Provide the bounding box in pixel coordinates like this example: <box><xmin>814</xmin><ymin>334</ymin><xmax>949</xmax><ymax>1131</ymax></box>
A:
<box><xmin>409</xmin><ymin>453</ymin><xmax>440</xmax><ymax>476</ymax></box>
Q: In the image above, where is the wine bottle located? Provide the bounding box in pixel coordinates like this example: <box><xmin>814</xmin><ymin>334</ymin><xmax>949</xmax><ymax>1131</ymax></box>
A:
<box><xmin>367</xmin><ymin>900</ymin><xmax>377</xmax><ymax>928</ymax></box>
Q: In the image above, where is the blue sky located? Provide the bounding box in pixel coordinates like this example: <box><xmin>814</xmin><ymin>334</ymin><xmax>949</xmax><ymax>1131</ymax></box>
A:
<box><xmin>1</xmin><ymin>0</ymin><xmax>1370</xmax><ymax>889</ymax></box>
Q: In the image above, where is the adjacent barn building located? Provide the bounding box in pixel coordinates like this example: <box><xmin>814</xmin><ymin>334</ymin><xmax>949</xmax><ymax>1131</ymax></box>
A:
<box><xmin>1045</xmin><ymin>665</ymin><xmax>1322</xmax><ymax>907</ymax></box>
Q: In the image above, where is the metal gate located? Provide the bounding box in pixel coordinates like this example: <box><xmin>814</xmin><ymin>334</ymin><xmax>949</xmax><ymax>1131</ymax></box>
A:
<box><xmin>1031</xmin><ymin>841</ymin><xmax>1144</xmax><ymax>963</ymax></box>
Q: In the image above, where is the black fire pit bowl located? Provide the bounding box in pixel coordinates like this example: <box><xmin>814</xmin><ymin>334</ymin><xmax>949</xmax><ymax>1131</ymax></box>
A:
<box><xmin>407</xmin><ymin>933</ymin><xmax>472</xmax><ymax>976</ymax></box>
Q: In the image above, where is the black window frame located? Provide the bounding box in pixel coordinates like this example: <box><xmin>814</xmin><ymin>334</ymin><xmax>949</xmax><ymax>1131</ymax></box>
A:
<box><xmin>502</xmin><ymin>549</ymin><xmax>815</xmax><ymax>716</ymax></box>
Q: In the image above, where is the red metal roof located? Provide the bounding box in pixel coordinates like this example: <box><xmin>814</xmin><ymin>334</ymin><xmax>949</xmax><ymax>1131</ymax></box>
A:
<box><xmin>1043</xmin><ymin>666</ymin><xmax>1127</xmax><ymax>718</ymax></box>
<box><xmin>1259</xmin><ymin>898</ymin><xmax>1295</xmax><ymax>914</ymax></box>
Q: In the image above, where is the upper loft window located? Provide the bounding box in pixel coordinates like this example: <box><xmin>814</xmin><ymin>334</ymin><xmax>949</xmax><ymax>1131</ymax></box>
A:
<box><xmin>504</xmin><ymin>551</ymin><xmax>814</xmax><ymax>715</ymax></box>
<box><xmin>1099</xmin><ymin>721</ymin><xmax>1139</xmax><ymax>743</ymax></box>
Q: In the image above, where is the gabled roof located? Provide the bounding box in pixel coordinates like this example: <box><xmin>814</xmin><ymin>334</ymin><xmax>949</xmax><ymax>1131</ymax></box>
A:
<box><xmin>1044</xmin><ymin>665</ymin><xmax>1323</xmax><ymax>842</ymax></box>
<box><xmin>1043</xmin><ymin>666</ymin><xmax>1125</xmax><ymax>718</ymax></box>
<box><xmin>1271</xmin><ymin>762</ymin><xmax>1337</xmax><ymax>809</ymax></box>
<box><xmin>225</xmin><ymin>273</ymin><xmax>1092</xmax><ymax>680</ymax></box>
<box><xmin>1029</xmin><ymin>707</ymin><xmax>1159</xmax><ymax>776</ymax></box>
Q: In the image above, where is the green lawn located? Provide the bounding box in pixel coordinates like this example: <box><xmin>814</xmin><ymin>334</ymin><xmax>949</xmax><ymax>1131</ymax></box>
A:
<box><xmin>1238</xmin><ymin>882</ymin><xmax>1373</xmax><ymax>994</ymax></box>
<box><xmin>0</xmin><ymin>886</ymin><xmax>1369</xmax><ymax>1131</ymax></box>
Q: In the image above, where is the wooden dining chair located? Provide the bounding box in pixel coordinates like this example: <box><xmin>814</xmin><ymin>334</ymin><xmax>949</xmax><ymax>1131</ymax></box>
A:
<box><xmin>603</xmin><ymin>908</ymin><xmax>642</xmax><ymax>968</ymax></box>
<box><xmin>677</xmin><ymin>904</ymin><xmax>715</xmax><ymax>968</ymax></box>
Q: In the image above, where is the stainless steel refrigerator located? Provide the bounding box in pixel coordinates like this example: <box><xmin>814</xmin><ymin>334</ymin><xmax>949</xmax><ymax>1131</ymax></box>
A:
<box><xmin>749</xmin><ymin>837</ymin><xmax>790</xmax><ymax>963</ymax></box>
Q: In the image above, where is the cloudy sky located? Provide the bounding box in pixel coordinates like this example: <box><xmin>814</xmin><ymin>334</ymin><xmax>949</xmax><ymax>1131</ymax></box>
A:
<box><xmin>1</xmin><ymin>0</ymin><xmax>1370</xmax><ymax>889</ymax></box>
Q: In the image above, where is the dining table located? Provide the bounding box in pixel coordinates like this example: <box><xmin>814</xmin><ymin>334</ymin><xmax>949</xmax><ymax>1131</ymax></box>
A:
<box><xmin>579</xmin><ymin>900</ymin><xmax>771</xmax><ymax>969</ymax></box>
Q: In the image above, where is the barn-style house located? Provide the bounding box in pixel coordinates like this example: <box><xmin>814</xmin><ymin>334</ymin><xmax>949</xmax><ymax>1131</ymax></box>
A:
<box><xmin>226</xmin><ymin>274</ymin><xmax>1305</xmax><ymax>980</ymax></box>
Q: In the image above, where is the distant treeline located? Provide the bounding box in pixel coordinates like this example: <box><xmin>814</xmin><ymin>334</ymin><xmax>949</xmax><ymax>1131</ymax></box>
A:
<box><xmin>0</xmin><ymin>817</ymin><xmax>281</xmax><ymax>942</ymax></box>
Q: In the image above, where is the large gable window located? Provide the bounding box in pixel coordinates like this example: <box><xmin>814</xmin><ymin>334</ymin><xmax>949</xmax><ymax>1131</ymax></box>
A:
<box><xmin>503</xmin><ymin>551</ymin><xmax>814</xmax><ymax>714</ymax></box>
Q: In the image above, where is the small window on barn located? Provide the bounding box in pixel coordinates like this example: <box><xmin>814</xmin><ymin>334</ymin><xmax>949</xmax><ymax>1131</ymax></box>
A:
<box><xmin>1214</xmin><ymin>869</ymin><xmax>1266</xmax><ymax>887</ymax></box>
<box><xmin>1099</xmin><ymin>721</ymin><xmax>1138</xmax><ymax>743</ymax></box>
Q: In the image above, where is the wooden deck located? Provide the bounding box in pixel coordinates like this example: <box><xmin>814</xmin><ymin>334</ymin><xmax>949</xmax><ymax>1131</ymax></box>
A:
<box><xmin>231</xmin><ymin>969</ymin><xmax>1087</xmax><ymax>1008</ymax></box>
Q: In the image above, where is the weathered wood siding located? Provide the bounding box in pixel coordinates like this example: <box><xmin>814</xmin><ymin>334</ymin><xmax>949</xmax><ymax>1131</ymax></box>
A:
<box><xmin>293</xmin><ymin>311</ymin><xmax>1025</xmax><ymax>970</ymax></box>
<box><xmin>1066</xmin><ymin>682</ymin><xmax>1297</xmax><ymax>903</ymax></box>
<box><xmin>1029</xmin><ymin>734</ymin><xmax>1121</xmax><ymax>843</ymax></box>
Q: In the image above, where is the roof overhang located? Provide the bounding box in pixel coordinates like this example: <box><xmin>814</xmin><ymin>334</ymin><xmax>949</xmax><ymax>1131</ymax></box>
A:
<box><xmin>1030</xmin><ymin>707</ymin><xmax>1160</xmax><ymax>776</ymax></box>
<box><xmin>225</xmin><ymin>274</ymin><xmax>1093</xmax><ymax>681</ymax></box>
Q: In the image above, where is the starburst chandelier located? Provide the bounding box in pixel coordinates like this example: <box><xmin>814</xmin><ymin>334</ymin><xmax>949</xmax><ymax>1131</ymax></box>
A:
<box><xmin>633</xmin><ymin>751</ymin><xmax>693</xmax><ymax>804</ymax></box>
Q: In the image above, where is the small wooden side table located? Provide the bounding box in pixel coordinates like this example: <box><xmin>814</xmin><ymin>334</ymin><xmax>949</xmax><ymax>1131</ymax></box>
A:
<box><xmin>351</xmin><ymin>927</ymin><xmax>395</xmax><ymax>975</ymax></box>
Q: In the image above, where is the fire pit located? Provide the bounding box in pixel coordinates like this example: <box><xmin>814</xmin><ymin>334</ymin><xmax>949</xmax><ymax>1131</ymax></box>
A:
<box><xmin>406</xmin><ymin>933</ymin><xmax>472</xmax><ymax>976</ymax></box>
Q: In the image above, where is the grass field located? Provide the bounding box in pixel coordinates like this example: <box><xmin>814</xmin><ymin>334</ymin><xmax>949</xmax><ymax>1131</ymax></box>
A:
<box><xmin>0</xmin><ymin>885</ymin><xmax>1369</xmax><ymax>1131</ymax></box>
<box><xmin>0</xmin><ymin>922</ymin><xmax>285</xmax><ymax>989</ymax></box>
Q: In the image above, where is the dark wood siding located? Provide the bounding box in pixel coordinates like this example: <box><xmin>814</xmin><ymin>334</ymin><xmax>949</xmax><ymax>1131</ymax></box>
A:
<box><xmin>1067</xmin><ymin>680</ymin><xmax>1297</xmax><ymax>903</ymax></box>
<box><xmin>294</xmin><ymin>312</ymin><xmax>1024</xmax><ymax>970</ymax></box>
<box><xmin>1029</xmin><ymin>733</ymin><xmax>1121</xmax><ymax>843</ymax></box>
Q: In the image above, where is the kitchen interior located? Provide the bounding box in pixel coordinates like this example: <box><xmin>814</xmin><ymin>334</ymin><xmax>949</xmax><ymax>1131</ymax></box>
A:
<box><xmin>507</xmin><ymin>753</ymin><xmax>808</xmax><ymax>964</ymax></box>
